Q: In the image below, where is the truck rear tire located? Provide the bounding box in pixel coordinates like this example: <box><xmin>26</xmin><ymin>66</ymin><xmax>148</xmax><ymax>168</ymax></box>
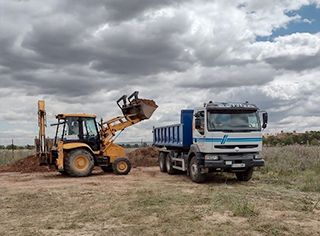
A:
<box><xmin>159</xmin><ymin>152</ymin><xmax>167</xmax><ymax>173</ymax></box>
<box><xmin>166</xmin><ymin>153</ymin><xmax>176</xmax><ymax>175</ymax></box>
<box><xmin>113</xmin><ymin>158</ymin><xmax>131</xmax><ymax>175</ymax></box>
<box><xmin>236</xmin><ymin>168</ymin><xmax>253</xmax><ymax>181</ymax></box>
<box><xmin>64</xmin><ymin>149</ymin><xmax>94</xmax><ymax>177</ymax></box>
<box><xmin>189</xmin><ymin>156</ymin><xmax>206</xmax><ymax>183</ymax></box>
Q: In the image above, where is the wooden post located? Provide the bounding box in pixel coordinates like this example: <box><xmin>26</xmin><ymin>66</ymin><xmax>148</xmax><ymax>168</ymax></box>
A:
<box><xmin>11</xmin><ymin>139</ymin><xmax>14</xmax><ymax>160</ymax></box>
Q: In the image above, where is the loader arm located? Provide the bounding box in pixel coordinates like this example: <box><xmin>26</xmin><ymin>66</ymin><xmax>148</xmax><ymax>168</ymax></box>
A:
<box><xmin>100</xmin><ymin>116</ymin><xmax>140</xmax><ymax>150</ymax></box>
<box><xmin>99</xmin><ymin>91</ymin><xmax>158</xmax><ymax>154</ymax></box>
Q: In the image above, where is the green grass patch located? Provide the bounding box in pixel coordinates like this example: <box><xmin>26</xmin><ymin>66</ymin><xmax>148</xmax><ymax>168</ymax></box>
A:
<box><xmin>211</xmin><ymin>192</ymin><xmax>259</xmax><ymax>217</ymax></box>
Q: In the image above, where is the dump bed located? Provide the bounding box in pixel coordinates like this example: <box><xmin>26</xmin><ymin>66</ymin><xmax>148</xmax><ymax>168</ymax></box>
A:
<box><xmin>153</xmin><ymin>110</ymin><xmax>193</xmax><ymax>148</ymax></box>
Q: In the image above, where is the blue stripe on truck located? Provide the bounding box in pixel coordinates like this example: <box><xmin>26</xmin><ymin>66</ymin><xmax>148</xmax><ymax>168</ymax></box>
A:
<box><xmin>193</xmin><ymin>137</ymin><xmax>262</xmax><ymax>143</ymax></box>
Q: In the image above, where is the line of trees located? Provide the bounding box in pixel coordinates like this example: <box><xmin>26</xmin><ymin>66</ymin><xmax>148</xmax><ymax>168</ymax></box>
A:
<box><xmin>263</xmin><ymin>131</ymin><xmax>320</xmax><ymax>146</ymax></box>
<box><xmin>0</xmin><ymin>143</ymin><xmax>150</xmax><ymax>150</ymax></box>
<box><xmin>119</xmin><ymin>143</ymin><xmax>150</xmax><ymax>148</ymax></box>
<box><xmin>0</xmin><ymin>145</ymin><xmax>35</xmax><ymax>150</ymax></box>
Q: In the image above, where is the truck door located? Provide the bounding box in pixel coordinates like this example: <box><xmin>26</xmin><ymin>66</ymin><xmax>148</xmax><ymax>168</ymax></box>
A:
<box><xmin>194</xmin><ymin>110</ymin><xmax>205</xmax><ymax>150</ymax></box>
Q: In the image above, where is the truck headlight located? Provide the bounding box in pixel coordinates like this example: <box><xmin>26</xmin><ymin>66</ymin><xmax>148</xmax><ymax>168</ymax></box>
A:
<box><xmin>205</xmin><ymin>154</ymin><xmax>219</xmax><ymax>160</ymax></box>
<box><xmin>254</xmin><ymin>154</ymin><xmax>261</xmax><ymax>159</ymax></box>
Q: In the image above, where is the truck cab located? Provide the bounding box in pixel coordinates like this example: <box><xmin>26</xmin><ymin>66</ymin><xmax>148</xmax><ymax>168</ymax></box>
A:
<box><xmin>153</xmin><ymin>101</ymin><xmax>268</xmax><ymax>183</ymax></box>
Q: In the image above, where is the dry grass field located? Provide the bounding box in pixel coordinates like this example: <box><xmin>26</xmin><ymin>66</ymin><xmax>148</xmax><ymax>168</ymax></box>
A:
<box><xmin>0</xmin><ymin>149</ymin><xmax>34</xmax><ymax>166</ymax></box>
<box><xmin>0</xmin><ymin>146</ymin><xmax>319</xmax><ymax>236</ymax></box>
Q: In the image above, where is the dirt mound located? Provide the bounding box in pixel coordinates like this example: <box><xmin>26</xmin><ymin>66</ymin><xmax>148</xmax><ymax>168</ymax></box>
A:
<box><xmin>0</xmin><ymin>155</ymin><xmax>53</xmax><ymax>173</ymax></box>
<box><xmin>127</xmin><ymin>147</ymin><xmax>159</xmax><ymax>167</ymax></box>
<box><xmin>136</xmin><ymin>98</ymin><xmax>158</xmax><ymax>108</ymax></box>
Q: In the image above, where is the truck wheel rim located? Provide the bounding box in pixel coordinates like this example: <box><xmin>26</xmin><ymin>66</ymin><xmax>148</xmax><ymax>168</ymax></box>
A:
<box><xmin>191</xmin><ymin>164</ymin><xmax>198</xmax><ymax>176</ymax></box>
<box><xmin>74</xmin><ymin>156</ymin><xmax>88</xmax><ymax>170</ymax></box>
<box><xmin>166</xmin><ymin>157</ymin><xmax>170</xmax><ymax>170</ymax></box>
<box><xmin>117</xmin><ymin>161</ymin><xmax>128</xmax><ymax>172</ymax></box>
<box><xmin>160</xmin><ymin>157</ymin><xmax>164</xmax><ymax>169</ymax></box>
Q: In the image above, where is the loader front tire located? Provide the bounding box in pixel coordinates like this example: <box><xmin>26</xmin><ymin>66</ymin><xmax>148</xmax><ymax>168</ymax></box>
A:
<box><xmin>64</xmin><ymin>149</ymin><xmax>94</xmax><ymax>177</ymax></box>
<box><xmin>113</xmin><ymin>158</ymin><xmax>131</xmax><ymax>175</ymax></box>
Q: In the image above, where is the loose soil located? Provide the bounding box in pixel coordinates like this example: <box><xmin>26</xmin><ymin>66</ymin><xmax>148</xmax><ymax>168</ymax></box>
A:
<box><xmin>0</xmin><ymin>155</ymin><xmax>52</xmax><ymax>173</ymax></box>
<box><xmin>127</xmin><ymin>146</ymin><xmax>159</xmax><ymax>167</ymax></box>
<box><xmin>135</xmin><ymin>98</ymin><xmax>158</xmax><ymax>108</ymax></box>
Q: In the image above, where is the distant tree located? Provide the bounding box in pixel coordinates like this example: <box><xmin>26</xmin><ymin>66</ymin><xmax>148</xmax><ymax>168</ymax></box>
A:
<box><xmin>283</xmin><ymin>136</ymin><xmax>294</xmax><ymax>146</ymax></box>
<box><xmin>25</xmin><ymin>145</ymin><xmax>35</xmax><ymax>150</ymax></box>
<box><xmin>6</xmin><ymin>144</ymin><xmax>17</xmax><ymax>150</ymax></box>
<box><xmin>310</xmin><ymin>139</ymin><xmax>319</xmax><ymax>146</ymax></box>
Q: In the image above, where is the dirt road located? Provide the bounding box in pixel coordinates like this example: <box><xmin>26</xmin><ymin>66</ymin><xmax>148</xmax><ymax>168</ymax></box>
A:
<box><xmin>0</xmin><ymin>167</ymin><xmax>319</xmax><ymax>236</ymax></box>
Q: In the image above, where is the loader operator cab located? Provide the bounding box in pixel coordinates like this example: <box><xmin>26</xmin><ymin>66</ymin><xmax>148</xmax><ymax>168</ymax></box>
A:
<box><xmin>53</xmin><ymin>114</ymin><xmax>100</xmax><ymax>151</ymax></box>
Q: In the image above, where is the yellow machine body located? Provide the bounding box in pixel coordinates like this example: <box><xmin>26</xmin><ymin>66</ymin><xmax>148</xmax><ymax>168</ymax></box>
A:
<box><xmin>36</xmin><ymin>91</ymin><xmax>158</xmax><ymax>176</ymax></box>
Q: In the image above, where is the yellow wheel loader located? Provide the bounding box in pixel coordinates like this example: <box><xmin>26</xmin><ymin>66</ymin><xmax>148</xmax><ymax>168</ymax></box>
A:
<box><xmin>36</xmin><ymin>91</ymin><xmax>157</xmax><ymax>177</ymax></box>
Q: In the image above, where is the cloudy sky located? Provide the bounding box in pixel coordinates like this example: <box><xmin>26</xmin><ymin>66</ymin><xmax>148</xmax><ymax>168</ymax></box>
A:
<box><xmin>1</xmin><ymin>0</ymin><xmax>320</xmax><ymax>145</ymax></box>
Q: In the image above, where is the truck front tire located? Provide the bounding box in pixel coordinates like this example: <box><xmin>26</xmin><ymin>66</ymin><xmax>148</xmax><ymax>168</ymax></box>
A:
<box><xmin>236</xmin><ymin>168</ymin><xmax>253</xmax><ymax>181</ymax></box>
<box><xmin>159</xmin><ymin>152</ymin><xmax>167</xmax><ymax>173</ymax></box>
<box><xmin>189</xmin><ymin>156</ymin><xmax>206</xmax><ymax>183</ymax></box>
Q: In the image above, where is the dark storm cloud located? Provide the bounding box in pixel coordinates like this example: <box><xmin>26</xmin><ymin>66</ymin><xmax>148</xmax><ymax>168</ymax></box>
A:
<box><xmin>21</xmin><ymin>19</ymin><xmax>92</xmax><ymax>66</ymax></box>
<box><xmin>103</xmin><ymin>0</ymin><xmax>186</xmax><ymax>23</ymax></box>
<box><xmin>265</xmin><ymin>52</ymin><xmax>320</xmax><ymax>71</ymax></box>
<box><xmin>177</xmin><ymin>63</ymin><xmax>276</xmax><ymax>89</ymax></box>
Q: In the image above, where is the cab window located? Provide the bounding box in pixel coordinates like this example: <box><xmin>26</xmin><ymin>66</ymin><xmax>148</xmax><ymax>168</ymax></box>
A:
<box><xmin>83</xmin><ymin>118</ymin><xmax>99</xmax><ymax>138</ymax></box>
<box><xmin>64</xmin><ymin>118</ymin><xmax>80</xmax><ymax>140</ymax></box>
<box><xmin>195</xmin><ymin>111</ymin><xmax>205</xmax><ymax>135</ymax></box>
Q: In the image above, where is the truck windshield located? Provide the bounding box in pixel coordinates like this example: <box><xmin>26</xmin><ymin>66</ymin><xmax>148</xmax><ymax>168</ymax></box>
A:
<box><xmin>207</xmin><ymin>110</ymin><xmax>261</xmax><ymax>132</ymax></box>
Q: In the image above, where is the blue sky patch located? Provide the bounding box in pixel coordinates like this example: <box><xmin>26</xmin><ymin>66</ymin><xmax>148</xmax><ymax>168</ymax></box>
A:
<box><xmin>257</xmin><ymin>4</ymin><xmax>320</xmax><ymax>41</ymax></box>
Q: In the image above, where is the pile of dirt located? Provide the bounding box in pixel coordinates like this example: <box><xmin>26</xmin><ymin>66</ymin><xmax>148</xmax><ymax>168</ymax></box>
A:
<box><xmin>127</xmin><ymin>147</ymin><xmax>159</xmax><ymax>168</ymax></box>
<box><xmin>0</xmin><ymin>155</ymin><xmax>52</xmax><ymax>173</ymax></box>
<box><xmin>136</xmin><ymin>98</ymin><xmax>158</xmax><ymax>108</ymax></box>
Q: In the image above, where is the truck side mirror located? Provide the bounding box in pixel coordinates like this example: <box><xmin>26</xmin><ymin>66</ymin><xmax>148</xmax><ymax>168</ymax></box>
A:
<box><xmin>195</xmin><ymin>118</ymin><xmax>202</xmax><ymax>129</ymax></box>
<box><xmin>262</xmin><ymin>112</ymin><xmax>268</xmax><ymax>129</ymax></box>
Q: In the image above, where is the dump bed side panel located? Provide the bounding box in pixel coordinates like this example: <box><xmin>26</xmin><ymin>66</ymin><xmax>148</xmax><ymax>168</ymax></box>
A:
<box><xmin>153</xmin><ymin>109</ymin><xmax>193</xmax><ymax>148</ymax></box>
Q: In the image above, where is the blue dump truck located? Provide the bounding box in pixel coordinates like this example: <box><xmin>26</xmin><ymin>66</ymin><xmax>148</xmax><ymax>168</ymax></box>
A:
<box><xmin>153</xmin><ymin>101</ymin><xmax>268</xmax><ymax>183</ymax></box>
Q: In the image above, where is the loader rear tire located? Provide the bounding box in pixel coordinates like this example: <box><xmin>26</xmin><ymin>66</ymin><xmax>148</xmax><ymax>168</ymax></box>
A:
<box><xmin>64</xmin><ymin>149</ymin><xmax>94</xmax><ymax>177</ymax></box>
<box><xmin>113</xmin><ymin>158</ymin><xmax>131</xmax><ymax>175</ymax></box>
<box><xmin>159</xmin><ymin>152</ymin><xmax>167</xmax><ymax>173</ymax></box>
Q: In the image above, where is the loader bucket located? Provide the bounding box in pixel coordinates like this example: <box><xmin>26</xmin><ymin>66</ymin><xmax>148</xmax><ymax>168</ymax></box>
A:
<box><xmin>117</xmin><ymin>92</ymin><xmax>158</xmax><ymax>120</ymax></box>
<box><xmin>122</xmin><ymin>98</ymin><xmax>158</xmax><ymax>120</ymax></box>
